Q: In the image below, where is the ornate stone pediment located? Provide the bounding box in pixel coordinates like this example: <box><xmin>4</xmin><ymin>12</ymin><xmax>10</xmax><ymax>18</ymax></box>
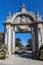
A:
<box><xmin>10</xmin><ymin>4</ymin><xmax>36</xmax><ymax>24</ymax></box>
<box><xmin>13</xmin><ymin>14</ymin><xmax>34</xmax><ymax>24</ymax></box>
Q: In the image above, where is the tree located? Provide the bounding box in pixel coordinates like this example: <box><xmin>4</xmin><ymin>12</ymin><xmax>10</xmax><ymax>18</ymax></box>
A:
<box><xmin>15</xmin><ymin>38</ymin><xmax>24</xmax><ymax>48</ymax></box>
<box><xmin>26</xmin><ymin>39</ymin><xmax>32</xmax><ymax>47</ymax></box>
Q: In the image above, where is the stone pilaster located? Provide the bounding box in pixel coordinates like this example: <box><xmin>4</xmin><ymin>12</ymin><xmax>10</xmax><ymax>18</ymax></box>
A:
<box><xmin>32</xmin><ymin>30</ymin><xmax>35</xmax><ymax>56</ymax></box>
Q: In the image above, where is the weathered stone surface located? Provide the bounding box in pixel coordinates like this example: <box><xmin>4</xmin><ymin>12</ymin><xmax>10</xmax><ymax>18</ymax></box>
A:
<box><xmin>3</xmin><ymin>4</ymin><xmax>43</xmax><ymax>57</ymax></box>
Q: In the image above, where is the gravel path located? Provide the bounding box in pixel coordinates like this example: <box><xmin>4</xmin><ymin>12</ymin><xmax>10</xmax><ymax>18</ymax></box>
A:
<box><xmin>0</xmin><ymin>53</ymin><xmax>43</xmax><ymax>65</ymax></box>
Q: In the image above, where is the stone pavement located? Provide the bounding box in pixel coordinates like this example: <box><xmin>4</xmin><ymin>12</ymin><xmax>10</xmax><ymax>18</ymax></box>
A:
<box><xmin>0</xmin><ymin>54</ymin><xmax>43</xmax><ymax>65</ymax></box>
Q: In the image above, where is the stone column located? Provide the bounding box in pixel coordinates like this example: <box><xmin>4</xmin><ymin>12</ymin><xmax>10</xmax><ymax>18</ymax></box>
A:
<box><xmin>42</xmin><ymin>25</ymin><xmax>43</xmax><ymax>45</ymax></box>
<box><xmin>4</xmin><ymin>27</ymin><xmax>8</xmax><ymax>45</ymax></box>
<box><xmin>7</xmin><ymin>26</ymin><xmax>12</xmax><ymax>55</ymax></box>
<box><xmin>32</xmin><ymin>28</ymin><xmax>35</xmax><ymax>56</ymax></box>
<box><xmin>38</xmin><ymin>24</ymin><xmax>42</xmax><ymax>49</ymax></box>
<box><xmin>12</xmin><ymin>30</ymin><xmax>15</xmax><ymax>53</ymax></box>
<box><xmin>38</xmin><ymin>30</ymin><xmax>42</xmax><ymax>49</ymax></box>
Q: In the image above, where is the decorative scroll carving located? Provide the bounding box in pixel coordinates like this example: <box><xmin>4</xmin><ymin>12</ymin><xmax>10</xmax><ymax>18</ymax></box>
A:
<box><xmin>16</xmin><ymin>25</ymin><xmax>31</xmax><ymax>32</ymax></box>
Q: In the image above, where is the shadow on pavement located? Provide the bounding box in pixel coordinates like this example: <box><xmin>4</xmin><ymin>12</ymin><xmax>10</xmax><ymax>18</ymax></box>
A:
<box><xmin>15</xmin><ymin>53</ymin><xmax>36</xmax><ymax>60</ymax></box>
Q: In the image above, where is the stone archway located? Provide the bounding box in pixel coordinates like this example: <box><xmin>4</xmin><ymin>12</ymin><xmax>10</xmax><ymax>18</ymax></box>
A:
<box><xmin>3</xmin><ymin>4</ymin><xmax>43</xmax><ymax>57</ymax></box>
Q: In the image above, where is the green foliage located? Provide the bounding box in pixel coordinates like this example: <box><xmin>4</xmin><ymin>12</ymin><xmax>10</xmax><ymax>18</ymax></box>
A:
<box><xmin>0</xmin><ymin>43</ymin><xmax>9</xmax><ymax>59</ymax></box>
<box><xmin>37</xmin><ymin>45</ymin><xmax>43</xmax><ymax>60</ymax></box>
<box><xmin>26</xmin><ymin>39</ymin><xmax>32</xmax><ymax>47</ymax></box>
<box><xmin>16</xmin><ymin>38</ymin><xmax>22</xmax><ymax>42</ymax></box>
<box><xmin>15</xmin><ymin>38</ymin><xmax>24</xmax><ymax>48</ymax></box>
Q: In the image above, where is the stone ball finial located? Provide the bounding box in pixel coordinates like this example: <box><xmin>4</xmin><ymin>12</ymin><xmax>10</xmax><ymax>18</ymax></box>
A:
<box><xmin>19</xmin><ymin>4</ymin><xmax>26</xmax><ymax>12</ymax></box>
<box><xmin>21</xmin><ymin>4</ymin><xmax>25</xmax><ymax>8</ymax></box>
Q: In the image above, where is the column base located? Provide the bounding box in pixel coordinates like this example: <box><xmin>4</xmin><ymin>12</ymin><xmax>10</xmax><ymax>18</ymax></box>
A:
<box><xmin>32</xmin><ymin>51</ymin><xmax>38</xmax><ymax>59</ymax></box>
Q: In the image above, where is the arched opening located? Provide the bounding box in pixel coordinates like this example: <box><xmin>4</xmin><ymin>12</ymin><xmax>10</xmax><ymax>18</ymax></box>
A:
<box><xmin>15</xmin><ymin>32</ymin><xmax>32</xmax><ymax>58</ymax></box>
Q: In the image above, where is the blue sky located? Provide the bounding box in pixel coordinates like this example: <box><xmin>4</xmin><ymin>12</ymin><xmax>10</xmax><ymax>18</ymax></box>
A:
<box><xmin>16</xmin><ymin>33</ymin><xmax>32</xmax><ymax>46</ymax></box>
<box><xmin>0</xmin><ymin>0</ymin><xmax>43</xmax><ymax>32</ymax></box>
<box><xmin>0</xmin><ymin>0</ymin><xmax>43</xmax><ymax>45</ymax></box>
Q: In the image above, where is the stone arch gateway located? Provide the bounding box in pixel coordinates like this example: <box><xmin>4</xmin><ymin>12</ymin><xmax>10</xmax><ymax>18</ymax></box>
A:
<box><xmin>3</xmin><ymin>4</ymin><xmax>43</xmax><ymax>57</ymax></box>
